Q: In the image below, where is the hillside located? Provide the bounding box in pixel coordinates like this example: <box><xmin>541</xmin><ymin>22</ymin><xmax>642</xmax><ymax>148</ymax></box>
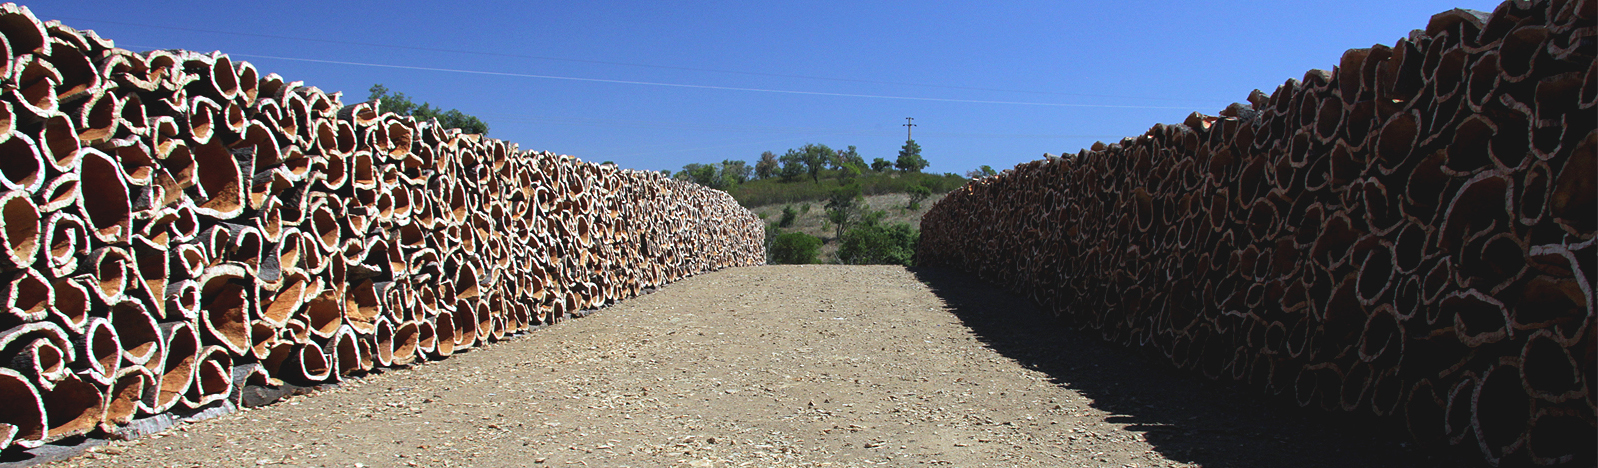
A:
<box><xmin>751</xmin><ymin>192</ymin><xmax>948</xmax><ymax>262</ymax></box>
<box><xmin>727</xmin><ymin>171</ymin><xmax>966</xmax><ymax>207</ymax></box>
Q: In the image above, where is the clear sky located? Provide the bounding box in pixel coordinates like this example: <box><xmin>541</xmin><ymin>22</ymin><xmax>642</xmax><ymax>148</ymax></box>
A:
<box><xmin>36</xmin><ymin>1</ymin><xmax>1505</xmax><ymax>175</ymax></box>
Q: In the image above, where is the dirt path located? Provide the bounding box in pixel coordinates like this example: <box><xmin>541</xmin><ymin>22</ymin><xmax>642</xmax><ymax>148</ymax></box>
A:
<box><xmin>51</xmin><ymin>265</ymin><xmax>1439</xmax><ymax>467</ymax></box>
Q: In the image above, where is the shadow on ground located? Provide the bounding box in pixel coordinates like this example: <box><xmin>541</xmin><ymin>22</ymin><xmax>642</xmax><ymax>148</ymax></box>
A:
<box><xmin>911</xmin><ymin>267</ymin><xmax>1473</xmax><ymax>468</ymax></box>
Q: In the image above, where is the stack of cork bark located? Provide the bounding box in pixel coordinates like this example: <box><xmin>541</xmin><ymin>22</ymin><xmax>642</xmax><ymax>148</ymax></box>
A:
<box><xmin>919</xmin><ymin>1</ymin><xmax>1593</xmax><ymax>466</ymax></box>
<box><xmin>0</xmin><ymin>3</ymin><xmax>764</xmax><ymax>451</ymax></box>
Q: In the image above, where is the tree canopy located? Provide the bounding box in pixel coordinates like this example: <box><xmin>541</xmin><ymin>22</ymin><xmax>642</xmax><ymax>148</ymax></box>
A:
<box><xmin>755</xmin><ymin>151</ymin><xmax>779</xmax><ymax>180</ymax></box>
<box><xmin>895</xmin><ymin>140</ymin><xmax>928</xmax><ymax>172</ymax></box>
<box><xmin>368</xmin><ymin>84</ymin><xmax>489</xmax><ymax>135</ymax></box>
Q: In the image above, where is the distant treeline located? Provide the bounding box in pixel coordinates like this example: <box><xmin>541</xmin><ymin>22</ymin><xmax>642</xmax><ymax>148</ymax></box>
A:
<box><xmin>667</xmin><ymin>140</ymin><xmax>978</xmax><ymax>206</ymax></box>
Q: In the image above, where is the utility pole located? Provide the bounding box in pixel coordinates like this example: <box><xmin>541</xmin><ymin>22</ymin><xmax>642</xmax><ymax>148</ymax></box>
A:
<box><xmin>903</xmin><ymin>117</ymin><xmax>916</xmax><ymax>140</ymax></box>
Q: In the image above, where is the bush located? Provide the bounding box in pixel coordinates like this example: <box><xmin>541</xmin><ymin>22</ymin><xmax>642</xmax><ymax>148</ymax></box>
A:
<box><xmin>907</xmin><ymin>184</ymin><xmax>932</xmax><ymax>209</ymax></box>
<box><xmin>769</xmin><ymin>231</ymin><xmax>822</xmax><ymax>264</ymax></box>
<box><xmin>728</xmin><ymin>171</ymin><xmax>966</xmax><ymax>207</ymax></box>
<box><xmin>778</xmin><ymin>205</ymin><xmax>797</xmax><ymax>227</ymax></box>
<box><xmin>837</xmin><ymin>222</ymin><xmax>918</xmax><ymax>266</ymax></box>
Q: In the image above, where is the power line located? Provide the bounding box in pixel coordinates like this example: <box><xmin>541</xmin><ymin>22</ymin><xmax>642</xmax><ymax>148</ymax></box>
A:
<box><xmin>63</xmin><ymin>15</ymin><xmax>1221</xmax><ymax>104</ymax></box>
<box><xmin>600</xmin><ymin>137</ymin><xmax>812</xmax><ymax>159</ymax></box>
<box><xmin>476</xmin><ymin>113</ymin><xmax>1128</xmax><ymax>138</ymax></box>
<box><xmin>153</xmin><ymin>50</ymin><xmax>1214</xmax><ymax>110</ymax></box>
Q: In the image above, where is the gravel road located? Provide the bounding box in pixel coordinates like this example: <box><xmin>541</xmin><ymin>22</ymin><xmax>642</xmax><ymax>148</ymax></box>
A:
<box><xmin>50</xmin><ymin>265</ymin><xmax>1446</xmax><ymax>467</ymax></box>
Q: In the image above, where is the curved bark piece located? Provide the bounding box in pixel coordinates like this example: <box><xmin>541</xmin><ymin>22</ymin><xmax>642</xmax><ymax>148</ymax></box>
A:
<box><xmin>1548</xmin><ymin>131</ymin><xmax>1595</xmax><ymax>236</ymax></box>
<box><xmin>0</xmin><ymin>4</ymin><xmax>48</xmax><ymax>58</ymax></box>
<box><xmin>451</xmin><ymin>299</ymin><xmax>479</xmax><ymax>351</ymax></box>
<box><xmin>49</xmin><ymin>277</ymin><xmax>88</xmax><ymax>333</ymax></box>
<box><xmin>164</xmin><ymin>279</ymin><xmax>200</xmax><ymax>323</ymax></box>
<box><xmin>117</xmin><ymin>91</ymin><xmax>149</xmax><ymax>136</ymax></box>
<box><xmin>1446</xmin><ymin>289</ymin><xmax>1511</xmax><ymax>347</ymax></box>
<box><xmin>281</xmin><ymin>341</ymin><xmax>330</xmax><ymax>385</ymax></box>
<box><xmin>129</xmin><ymin>235</ymin><xmax>171</xmax><ymax>320</ymax></box>
<box><xmin>42</xmin><ymin>37</ymin><xmax>97</xmax><ymax>103</ymax></box>
<box><xmin>344</xmin><ymin>279</ymin><xmax>380</xmax><ymax>334</ymax></box>
<box><xmin>372</xmin><ymin>316</ymin><xmax>395</xmax><ymax>368</ymax></box>
<box><xmin>109</xmin><ymin>298</ymin><xmax>160</xmax><ymax>368</ymax></box>
<box><xmin>38</xmin><ymin>172</ymin><xmax>80</xmax><ymax>214</ymax></box>
<box><xmin>75</xmin><ymin>148</ymin><xmax>132</xmax><ymax>244</ymax></box>
<box><xmin>143</xmin><ymin>321</ymin><xmax>197</xmax><ymax>415</ymax></box>
<box><xmin>1437</xmin><ymin>171</ymin><xmax>1513</xmax><ymax>255</ymax></box>
<box><xmin>39</xmin><ymin>373</ymin><xmax>102</xmax><ymax>443</ymax></box>
<box><xmin>9</xmin><ymin>337</ymin><xmax>67</xmax><ymax>391</ymax></box>
<box><xmin>1525</xmin><ymin>407</ymin><xmax>1596</xmax><ymax>466</ymax></box>
<box><xmin>0</xmin><ymin>367</ymin><xmax>46</xmax><ymax>449</ymax></box>
<box><xmin>1498</xmin><ymin>26</ymin><xmax>1548</xmax><ymax>84</ymax></box>
<box><xmin>197</xmin><ymin>263</ymin><xmax>252</xmax><ymax>356</ymax></box>
<box><xmin>391</xmin><ymin>319</ymin><xmax>419</xmax><ymax>366</ymax></box>
<box><xmin>72</xmin><ymin>317</ymin><xmax>121</xmax><ymax>385</ymax></box>
<box><xmin>430</xmin><ymin>311</ymin><xmax>455</xmax><ymax>358</ymax></box>
<box><xmin>0</xmin><ymin>132</ymin><xmax>43</xmax><ymax>193</ymax></box>
<box><xmin>1472</xmin><ymin>362</ymin><xmax>1531</xmax><ymax>464</ymax></box>
<box><xmin>1356</xmin><ymin>304</ymin><xmax>1404</xmax><ymax>367</ymax></box>
<box><xmin>190</xmin><ymin>140</ymin><xmax>245</xmax><ymax>220</ymax></box>
<box><xmin>259</xmin><ymin>270</ymin><xmax>307</xmax><ymax>327</ymax></box>
<box><xmin>329</xmin><ymin>325</ymin><xmax>361</xmax><ymax>378</ymax></box>
<box><xmin>73</xmin><ymin>88</ymin><xmax>118</xmax><ymax>145</ymax></box>
<box><xmin>10</xmin><ymin>55</ymin><xmax>60</xmax><ymax>120</ymax></box>
<box><xmin>197</xmin><ymin>53</ymin><xmax>241</xmax><ymax>102</ymax></box>
<box><xmin>180</xmin><ymin>345</ymin><xmax>231</xmax><ymax>409</ymax></box>
<box><xmin>40</xmin><ymin>210</ymin><xmax>82</xmax><ymax>279</ymax></box>
<box><xmin>1518</xmin><ymin>329</ymin><xmax>1587</xmax><ymax>404</ymax></box>
<box><xmin>303</xmin><ymin>286</ymin><xmax>343</xmax><ymax>339</ymax></box>
<box><xmin>0</xmin><ymin>267</ymin><xmax>50</xmax><ymax>323</ymax></box>
<box><xmin>39</xmin><ymin>114</ymin><xmax>81</xmax><ymax>173</ymax></box>
<box><xmin>81</xmin><ymin>246</ymin><xmax>128</xmax><ymax>304</ymax></box>
<box><xmin>100</xmin><ymin>365</ymin><xmax>151</xmax><ymax>432</ymax></box>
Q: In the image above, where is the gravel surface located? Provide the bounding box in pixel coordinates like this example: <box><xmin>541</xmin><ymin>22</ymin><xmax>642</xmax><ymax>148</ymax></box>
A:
<box><xmin>50</xmin><ymin>265</ymin><xmax>1446</xmax><ymax>467</ymax></box>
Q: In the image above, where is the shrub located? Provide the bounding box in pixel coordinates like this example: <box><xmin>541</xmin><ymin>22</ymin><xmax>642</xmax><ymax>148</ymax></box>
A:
<box><xmin>837</xmin><ymin>222</ymin><xmax>918</xmax><ymax>266</ymax></box>
<box><xmin>769</xmin><ymin>231</ymin><xmax>822</xmax><ymax>264</ymax></box>
<box><xmin>907</xmin><ymin>184</ymin><xmax>932</xmax><ymax>209</ymax></box>
<box><xmin>778</xmin><ymin>205</ymin><xmax>797</xmax><ymax>227</ymax></box>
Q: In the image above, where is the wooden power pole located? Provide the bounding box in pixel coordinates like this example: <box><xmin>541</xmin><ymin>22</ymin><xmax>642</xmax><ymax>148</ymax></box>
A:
<box><xmin>904</xmin><ymin>117</ymin><xmax>916</xmax><ymax>140</ymax></box>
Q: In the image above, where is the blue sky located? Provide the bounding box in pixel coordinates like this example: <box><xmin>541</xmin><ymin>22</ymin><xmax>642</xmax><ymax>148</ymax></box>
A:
<box><xmin>36</xmin><ymin>1</ymin><xmax>1504</xmax><ymax>175</ymax></box>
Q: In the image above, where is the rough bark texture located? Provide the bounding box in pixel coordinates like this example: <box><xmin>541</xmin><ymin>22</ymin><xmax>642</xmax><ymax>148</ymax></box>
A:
<box><xmin>919</xmin><ymin>2</ymin><xmax>1595</xmax><ymax>466</ymax></box>
<box><xmin>0</xmin><ymin>2</ymin><xmax>763</xmax><ymax>454</ymax></box>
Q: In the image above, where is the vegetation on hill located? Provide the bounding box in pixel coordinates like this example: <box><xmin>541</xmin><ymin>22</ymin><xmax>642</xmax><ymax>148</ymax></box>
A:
<box><xmin>674</xmin><ymin>139</ymin><xmax>986</xmax><ymax>266</ymax></box>
<box><xmin>368</xmin><ymin>84</ymin><xmax>491</xmax><ymax>135</ymax></box>
<box><xmin>756</xmin><ymin>192</ymin><xmax>942</xmax><ymax>266</ymax></box>
<box><xmin>666</xmin><ymin>140</ymin><xmax>969</xmax><ymax>207</ymax></box>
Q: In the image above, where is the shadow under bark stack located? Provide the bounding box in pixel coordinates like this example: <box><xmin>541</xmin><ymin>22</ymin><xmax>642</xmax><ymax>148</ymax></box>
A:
<box><xmin>0</xmin><ymin>3</ymin><xmax>765</xmax><ymax>452</ymax></box>
<box><xmin>919</xmin><ymin>1</ymin><xmax>1594</xmax><ymax>466</ymax></box>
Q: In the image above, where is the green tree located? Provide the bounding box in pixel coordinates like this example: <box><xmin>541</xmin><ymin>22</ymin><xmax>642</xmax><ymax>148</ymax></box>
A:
<box><xmin>793</xmin><ymin>144</ymin><xmax>836</xmax><ymax>183</ymax></box>
<box><xmin>722</xmin><ymin>159</ymin><xmax>753</xmax><ymax>185</ymax></box>
<box><xmin>769</xmin><ymin>231</ymin><xmax>822</xmax><ymax>264</ymax></box>
<box><xmin>870</xmin><ymin>157</ymin><xmax>893</xmax><ymax>172</ymax></box>
<box><xmin>965</xmin><ymin>165</ymin><xmax>998</xmax><ymax>178</ymax></box>
<box><xmin>837</xmin><ymin>163</ymin><xmax>863</xmax><ymax>182</ymax></box>
<box><xmin>907</xmin><ymin>184</ymin><xmax>932</xmax><ymax>209</ymax></box>
<box><xmin>690</xmin><ymin>164</ymin><xmax>718</xmax><ymax>187</ymax></box>
<box><xmin>824</xmin><ymin>184</ymin><xmax>863</xmax><ymax>241</ymax></box>
<box><xmin>368</xmin><ymin>84</ymin><xmax>488</xmax><ymax>135</ymax></box>
<box><xmin>755</xmin><ymin>151</ymin><xmax>779</xmax><ymax>179</ymax></box>
<box><xmin>837</xmin><ymin>222</ymin><xmax>918</xmax><ymax>266</ymax></box>
<box><xmin>834</xmin><ymin>145</ymin><xmax>866</xmax><ymax>170</ymax></box>
<box><xmin>778</xmin><ymin>152</ymin><xmax>806</xmax><ymax>182</ymax></box>
<box><xmin>895</xmin><ymin>139</ymin><xmax>927</xmax><ymax>172</ymax></box>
